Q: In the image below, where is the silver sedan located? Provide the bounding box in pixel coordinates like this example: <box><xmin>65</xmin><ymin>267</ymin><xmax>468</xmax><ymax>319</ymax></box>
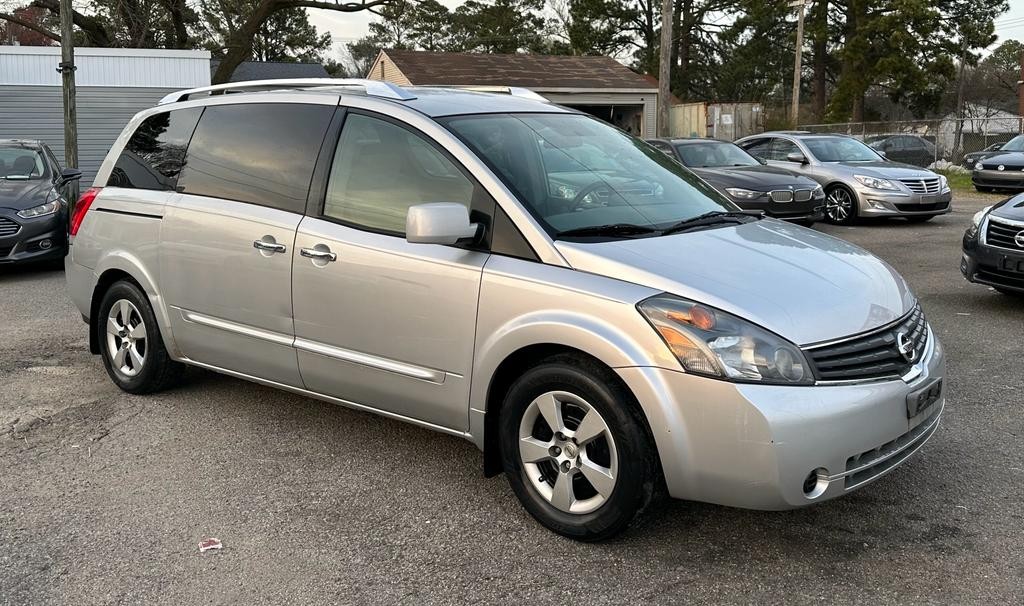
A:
<box><xmin>735</xmin><ymin>132</ymin><xmax>952</xmax><ymax>225</ymax></box>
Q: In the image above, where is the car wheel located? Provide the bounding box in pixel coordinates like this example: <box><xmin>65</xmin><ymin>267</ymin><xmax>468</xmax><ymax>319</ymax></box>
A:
<box><xmin>905</xmin><ymin>215</ymin><xmax>934</xmax><ymax>223</ymax></box>
<box><xmin>975</xmin><ymin>186</ymin><xmax>993</xmax><ymax>193</ymax></box>
<box><xmin>98</xmin><ymin>280</ymin><xmax>183</xmax><ymax>394</ymax></box>
<box><xmin>824</xmin><ymin>185</ymin><xmax>858</xmax><ymax>225</ymax></box>
<box><xmin>499</xmin><ymin>354</ymin><xmax>659</xmax><ymax>541</ymax></box>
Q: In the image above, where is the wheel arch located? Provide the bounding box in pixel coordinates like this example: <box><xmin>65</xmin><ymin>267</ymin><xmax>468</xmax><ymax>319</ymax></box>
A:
<box><xmin>89</xmin><ymin>252</ymin><xmax>178</xmax><ymax>358</ymax></box>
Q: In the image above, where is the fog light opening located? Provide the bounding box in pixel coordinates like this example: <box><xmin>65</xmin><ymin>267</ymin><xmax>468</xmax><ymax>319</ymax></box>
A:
<box><xmin>803</xmin><ymin>468</ymin><xmax>830</xmax><ymax>499</ymax></box>
<box><xmin>38</xmin><ymin>239</ymin><xmax>53</xmax><ymax>250</ymax></box>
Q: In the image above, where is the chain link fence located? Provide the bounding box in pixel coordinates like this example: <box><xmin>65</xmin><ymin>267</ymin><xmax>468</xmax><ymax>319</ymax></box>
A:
<box><xmin>798</xmin><ymin>116</ymin><xmax>1024</xmax><ymax>169</ymax></box>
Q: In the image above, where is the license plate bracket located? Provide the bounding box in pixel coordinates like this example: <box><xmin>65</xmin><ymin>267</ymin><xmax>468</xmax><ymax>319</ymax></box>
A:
<box><xmin>906</xmin><ymin>378</ymin><xmax>942</xmax><ymax>419</ymax></box>
<box><xmin>920</xmin><ymin>194</ymin><xmax>936</xmax><ymax>205</ymax></box>
<box><xmin>1000</xmin><ymin>256</ymin><xmax>1024</xmax><ymax>273</ymax></box>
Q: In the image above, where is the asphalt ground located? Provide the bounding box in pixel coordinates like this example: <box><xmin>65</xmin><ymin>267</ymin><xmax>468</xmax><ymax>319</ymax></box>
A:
<box><xmin>1</xmin><ymin>191</ymin><xmax>1021</xmax><ymax>605</ymax></box>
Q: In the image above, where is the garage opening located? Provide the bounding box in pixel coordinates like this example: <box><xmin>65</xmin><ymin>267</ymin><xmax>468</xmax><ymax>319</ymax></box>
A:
<box><xmin>566</xmin><ymin>104</ymin><xmax>645</xmax><ymax>137</ymax></box>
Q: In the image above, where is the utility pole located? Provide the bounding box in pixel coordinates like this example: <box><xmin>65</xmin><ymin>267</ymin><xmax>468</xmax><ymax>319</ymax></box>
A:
<box><xmin>1018</xmin><ymin>49</ymin><xmax>1024</xmax><ymax>134</ymax></box>
<box><xmin>657</xmin><ymin>0</ymin><xmax>674</xmax><ymax>136</ymax></box>
<box><xmin>790</xmin><ymin>0</ymin><xmax>807</xmax><ymax>128</ymax></box>
<box><xmin>58</xmin><ymin>0</ymin><xmax>78</xmax><ymax>199</ymax></box>
<box><xmin>953</xmin><ymin>40</ymin><xmax>968</xmax><ymax>161</ymax></box>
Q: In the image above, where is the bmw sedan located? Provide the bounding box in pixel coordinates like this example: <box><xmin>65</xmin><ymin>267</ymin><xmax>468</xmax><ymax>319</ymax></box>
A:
<box><xmin>0</xmin><ymin>139</ymin><xmax>81</xmax><ymax>265</ymax></box>
<box><xmin>736</xmin><ymin>133</ymin><xmax>952</xmax><ymax>225</ymax></box>
<box><xmin>646</xmin><ymin>138</ymin><xmax>824</xmax><ymax>224</ymax></box>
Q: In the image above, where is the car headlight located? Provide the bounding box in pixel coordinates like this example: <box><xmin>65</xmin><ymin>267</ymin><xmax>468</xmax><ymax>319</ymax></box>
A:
<box><xmin>555</xmin><ymin>184</ymin><xmax>577</xmax><ymax>200</ymax></box>
<box><xmin>638</xmin><ymin>294</ymin><xmax>813</xmax><ymax>385</ymax></box>
<box><xmin>938</xmin><ymin>175</ymin><xmax>949</xmax><ymax>191</ymax></box>
<box><xmin>16</xmin><ymin>199</ymin><xmax>61</xmax><ymax>219</ymax></box>
<box><xmin>965</xmin><ymin>205</ymin><xmax>992</xmax><ymax>239</ymax></box>
<box><xmin>811</xmin><ymin>185</ymin><xmax>825</xmax><ymax>199</ymax></box>
<box><xmin>853</xmin><ymin>174</ymin><xmax>900</xmax><ymax>191</ymax></box>
<box><xmin>724</xmin><ymin>187</ymin><xmax>765</xmax><ymax>200</ymax></box>
<box><xmin>975</xmin><ymin>163</ymin><xmax>984</xmax><ymax>171</ymax></box>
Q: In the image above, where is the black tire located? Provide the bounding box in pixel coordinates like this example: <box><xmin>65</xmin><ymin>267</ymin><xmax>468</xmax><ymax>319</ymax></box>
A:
<box><xmin>905</xmin><ymin>215</ymin><xmax>935</xmax><ymax>223</ymax></box>
<box><xmin>975</xmin><ymin>186</ymin><xmax>993</xmax><ymax>193</ymax></box>
<box><xmin>498</xmin><ymin>354</ymin><xmax>660</xmax><ymax>541</ymax></box>
<box><xmin>97</xmin><ymin>280</ymin><xmax>183</xmax><ymax>394</ymax></box>
<box><xmin>824</xmin><ymin>184</ymin><xmax>858</xmax><ymax>225</ymax></box>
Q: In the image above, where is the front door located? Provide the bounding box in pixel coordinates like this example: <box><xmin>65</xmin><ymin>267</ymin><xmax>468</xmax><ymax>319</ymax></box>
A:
<box><xmin>291</xmin><ymin>111</ymin><xmax>489</xmax><ymax>430</ymax></box>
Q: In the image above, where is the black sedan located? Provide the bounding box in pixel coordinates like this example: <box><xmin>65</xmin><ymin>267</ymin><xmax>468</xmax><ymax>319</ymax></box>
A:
<box><xmin>963</xmin><ymin>142</ymin><xmax>1005</xmax><ymax>170</ymax></box>
<box><xmin>972</xmin><ymin>135</ymin><xmax>1024</xmax><ymax>192</ymax></box>
<box><xmin>865</xmin><ymin>134</ymin><xmax>936</xmax><ymax>168</ymax></box>
<box><xmin>0</xmin><ymin>140</ymin><xmax>81</xmax><ymax>265</ymax></box>
<box><xmin>962</xmin><ymin>193</ymin><xmax>1024</xmax><ymax>295</ymax></box>
<box><xmin>647</xmin><ymin>138</ymin><xmax>824</xmax><ymax>224</ymax></box>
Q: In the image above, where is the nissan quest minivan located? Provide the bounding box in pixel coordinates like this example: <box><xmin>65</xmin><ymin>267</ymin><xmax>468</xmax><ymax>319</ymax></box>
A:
<box><xmin>65</xmin><ymin>80</ymin><xmax>945</xmax><ymax>541</ymax></box>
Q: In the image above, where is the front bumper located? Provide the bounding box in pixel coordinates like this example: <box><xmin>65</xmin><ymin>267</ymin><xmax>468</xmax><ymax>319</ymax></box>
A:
<box><xmin>616</xmin><ymin>328</ymin><xmax>945</xmax><ymax>510</ymax></box>
<box><xmin>0</xmin><ymin>207</ymin><xmax>68</xmax><ymax>264</ymax></box>
<box><xmin>972</xmin><ymin>169</ymin><xmax>1024</xmax><ymax>190</ymax></box>
<box><xmin>961</xmin><ymin>226</ymin><xmax>1024</xmax><ymax>292</ymax></box>
<box><xmin>853</xmin><ymin>186</ymin><xmax>952</xmax><ymax>217</ymax></box>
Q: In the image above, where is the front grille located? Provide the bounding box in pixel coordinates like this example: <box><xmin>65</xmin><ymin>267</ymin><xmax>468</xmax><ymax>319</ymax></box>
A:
<box><xmin>985</xmin><ymin>218</ymin><xmax>1024</xmax><ymax>250</ymax></box>
<box><xmin>0</xmin><ymin>217</ymin><xmax>21</xmax><ymax>237</ymax></box>
<box><xmin>894</xmin><ymin>201</ymin><xmax>949</xmax><ymax>212</ymax></box>
<box><xmin>844</xmin><ymin>407</ymin><xmax>941</xmax><ymax>489</ymax></box>
<box><xmin>898</xmin><ymin>178</ymin><xmax>941</xmax><ymax>194</ymax></box>
<box><xmin>794</xmin><ymin>189</ymin><xmax>813</xmax><ymax>202</ymax></box>
<box><xmin>805</xmin><ymin>304</ymin><xmax>929</xmax><ymax>382</ymax></box>
<box><xmin>769</xmin><ymin>189</ymin><xmax>814</xmax><ymax>203</ymax></box>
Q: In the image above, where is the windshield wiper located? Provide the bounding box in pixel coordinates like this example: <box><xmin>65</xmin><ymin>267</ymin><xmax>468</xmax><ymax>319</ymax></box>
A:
<box><xmin>662</xmin><ymin>211</ymin><xmax>761</xmax><ymax>236</ymax></box>
<box><xmin>556</xmin><ymin>223</ymin><xmax>659</xmax><ymax>238</ymax></box>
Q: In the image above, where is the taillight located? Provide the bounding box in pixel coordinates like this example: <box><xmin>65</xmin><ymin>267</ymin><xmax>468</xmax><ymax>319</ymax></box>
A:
<box><xmin>69</xmin><ymin>187</ymin><xmax>101</xmax><ymax>236</ymax></box>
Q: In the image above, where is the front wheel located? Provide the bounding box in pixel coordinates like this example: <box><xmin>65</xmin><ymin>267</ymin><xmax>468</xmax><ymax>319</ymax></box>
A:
<box><xmin>824</xmin><ymin>185</ymin><xmax>858</xmax><ymax>225</ymax></box>
<box><xmin>499</xmin><ymin>355</ymin><xmax>659</xmax><ymax>541</ymax></box>
<box><xmin>97</xmin><ymin>280</ymin><xmax>183</xmax><ymax>394</ymax></box>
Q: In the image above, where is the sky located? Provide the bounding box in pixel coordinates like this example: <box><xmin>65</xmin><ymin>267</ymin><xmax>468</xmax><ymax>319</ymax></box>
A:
<box><xmin>307</xmin><ymin>0</ymin><xmax>1024</xmax><ymax>65</ymax></box>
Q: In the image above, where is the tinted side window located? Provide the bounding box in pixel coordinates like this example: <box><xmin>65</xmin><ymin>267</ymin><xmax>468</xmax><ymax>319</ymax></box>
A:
<box><xmin>740</xmin><ymin>137</ymin><xmax>772</xmax><ymax>159</ymax></box>
<box><xmin>177</xmin><ymin>103</ymin><xmax>333</xmax><ymax>213</ymax></box>
<box><xmin>323</xmin><ymin>113</ymin><xmax>474</xmax><ymax>234</ymax></box>
<box><xmin>109</xmin><ymin>108</ymin><xmax>201</xmax><ymax>191</ymax></box>
<box><xmin>770</xmin><ymin>138</ymin><xmax>799</xmax><ymax>161</ymax></box>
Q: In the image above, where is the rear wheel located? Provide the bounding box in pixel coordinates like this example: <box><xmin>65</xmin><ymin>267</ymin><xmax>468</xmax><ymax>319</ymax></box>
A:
<box><xmin>499</xmin><ymin>355</ymin><xmax>659</xmax><ymax>541</ymax></box>
<box><xmin>97</xmin><ymin>280</ymin><xmax>182</xmax><ymax>394</ymax></box>
<box><xmin>824</xmin><ymin>185</ymin><xmax>858</xmax><ymax>225</ymax></box>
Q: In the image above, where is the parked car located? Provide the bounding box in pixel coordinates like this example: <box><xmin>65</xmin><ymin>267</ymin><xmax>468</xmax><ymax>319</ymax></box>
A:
<box><xmin>865</xmin><ymin>134</ymin><xmax>936</xmax><ymax>168</ymax></box>
<box><xmin>736</xmin><ymin>132</ymin><xmax>952</xmax><ymax>225</ymax></box>
<box><xmin>972</xmin><ymin>135</ymin><xmax>1024</xmax><ymax>192</ymax></box>
<box><xmin>0</xmin><ymin>139</ymin><xmax>81</xmax><ymax>265</ymax></box>
<box><xmin>963</xmin><ymin>142</ymin><xmax>1006</xmax><ymax>170</ymax></box>
<box><xmin>961</xmin><ymin>194</ymin><xmax>1024</xmax><ymax>295</ymax></box>
<box><xmin>66</xmin><ymin>80</ymin><xmax>945</xmax><ymax>541</ymax></box>
<box><xmin>646</xmin><ymin>137</ymin><xmax>824</xmax><ymax>224</ymax></box>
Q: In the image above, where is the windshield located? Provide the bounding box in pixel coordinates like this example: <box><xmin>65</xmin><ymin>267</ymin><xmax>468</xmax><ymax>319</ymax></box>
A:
<box><xmin>674</xmin><ymin>141</ymin><xmax>760</xmax><ymax>168</ymax></box>
<box><xmin>0</xmin><ymin>147</ymin><xmax>46</xmax><ymax>180</ymax></box>
<box><xmin>803</xmin><ymin>137</ymin><xmax>883</xmax><ymax>163</ymax></box>
<box><xmin>1000</xmin><ymin>135</ymin><xmax>1024</xmax><ymax>152</ymax></box>
<box><xmin>443</xmin><ymin>113</ymin><xmax>737</xmax><ymax>238</ymax></box>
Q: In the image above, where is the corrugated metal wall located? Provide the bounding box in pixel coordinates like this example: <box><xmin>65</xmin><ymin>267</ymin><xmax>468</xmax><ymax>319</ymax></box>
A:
<box><xmin>0</xmin><ymin>86</ymin><xmax>176</xmax><ymax>183</ymax></box>
<box><xmin>0</xmin><ymin>46</ymin><xmax>211</xmax><ymax>88</ymax></box>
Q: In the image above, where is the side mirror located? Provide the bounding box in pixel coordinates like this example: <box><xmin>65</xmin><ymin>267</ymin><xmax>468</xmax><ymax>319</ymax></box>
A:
<box><xmin>786</xmin><ymin>151</ymin><xmax>808</xmax><ymax>164</ymax></box>
<box><xmin>876</xmin><ymin>150</ymin><xmax>887</xmax><ymax>159</ymax></box>
<box><xmin>57</xmin><ymin>168</ymin><xmax>82</xmax><ymax>186</ymax></box>
<box><xmin>406</xmin><ymin>203</ymin><xmax>480</xmax><ymax>245</ymax></box>
<box><xmin>756</xmin><ymin>156</ymin><xmax>768</xmax><ymax>165</ymax></box>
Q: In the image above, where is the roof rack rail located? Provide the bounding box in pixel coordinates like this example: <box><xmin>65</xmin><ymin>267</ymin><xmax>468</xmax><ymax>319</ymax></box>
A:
<box><xmin>429</xmin><ymin>85</ymin><xmax>548</xmax><ymax>102</ymax></box>
<box><xmin>157</xmin><ymin>78</ymin><xmax>417</xmax><ymax>105</ymax></box>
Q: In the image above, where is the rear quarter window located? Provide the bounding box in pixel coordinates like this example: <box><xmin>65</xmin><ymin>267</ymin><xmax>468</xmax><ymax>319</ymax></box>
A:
<box><xmin>176</xmin><ymin>103</ymin><xmax>334</xmax><ymax>213</ymax></box>
<box><xmin>109</xmin><ymin>108</ymin><xmax>202</xmax><ymax>191</ymax></box>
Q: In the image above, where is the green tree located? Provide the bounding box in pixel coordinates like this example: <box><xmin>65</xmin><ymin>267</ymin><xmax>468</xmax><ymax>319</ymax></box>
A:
<box><xmin>199</xmin><ymin>0</ymin><xmax>331</xmax><ymax>63</ymax></box>
<box><xmin>548</xmin><ymin>0</ymin><xmax>637</xmax><ymax>57</ymax></box>
<box><xmin>448</xmin><ymin>0</ymin><xmax>548</xmax><ymax>53</ymax></box>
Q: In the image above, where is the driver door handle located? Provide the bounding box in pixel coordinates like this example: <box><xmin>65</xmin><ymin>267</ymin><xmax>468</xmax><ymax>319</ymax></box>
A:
<box><xmin>300</xmin><ymin>247</ymin><xmax>337</xmax><ymax>262</ymax></box>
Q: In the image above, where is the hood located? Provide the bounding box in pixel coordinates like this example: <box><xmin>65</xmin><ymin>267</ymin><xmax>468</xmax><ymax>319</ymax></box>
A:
<box><xmin>691</xmin><ymin>165</ymin><xmax>818</xmax><ymax>190</ymax></box>
<box><xmin>555</xmin><ymin>219</ymin><xmax>915</xmax><ymax>345</ymax></box>
<box><xmin>976</xmin><ymin>151</ymin><xmax>1024</xmax><ymax>167</ymax></box>
<box><xmin>0</xmin><ymin>179</ymin><xmax>55</xmax><ymax>211</ymax></box>
<box><xmin>990</xmin><ymin>192</ymin><xmax>1024</xmax><ymax>221</ymax></box>
<box><xmin>829</xmin><ymin>161</ymin><xmax>936</xmax><ymax>178</ymax></box>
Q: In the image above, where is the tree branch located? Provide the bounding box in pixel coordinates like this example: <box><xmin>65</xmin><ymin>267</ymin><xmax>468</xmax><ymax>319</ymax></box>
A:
<box><xmin>281</xmin><ymin>0</ymin><xmax>393</xmax><ymax>11</ymax></box>
<box><xmin>30</xmin><ymin>0</ymin><xmax>114</xmax><ymax>46</ymax></box>
<box><xmin>0</xmin><ymin>11</ymin><xmax>60</xmax><ymax>42</ymax></box>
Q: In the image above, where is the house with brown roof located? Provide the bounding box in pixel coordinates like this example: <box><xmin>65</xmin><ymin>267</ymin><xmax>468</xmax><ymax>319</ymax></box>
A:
<box><xmin>366</xmin><ymin>50</ymin><xmax>660</xmax><ymax>137</ymax></box>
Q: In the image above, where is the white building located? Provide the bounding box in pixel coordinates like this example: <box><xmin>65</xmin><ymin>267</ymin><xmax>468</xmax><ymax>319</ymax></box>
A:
<box><xmin>0</xmin><ymin>46</ymin><xmax>210</xmax><ymax>181</ymax></box>
<box><xmin>937</xmin><ymin>104</ymin><xmax>1022</xmax><ymax>153</ymax></box>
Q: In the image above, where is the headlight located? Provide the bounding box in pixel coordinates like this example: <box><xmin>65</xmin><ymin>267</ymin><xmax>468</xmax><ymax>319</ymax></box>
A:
<box><xmin>811</xmin><ymin>185</ymin><xmax>825</xmax><ymax>199</ymax></box>
<box><xmin>938</xmin><ymin>175</ymin><xmax>949</xmax><ymax>191</ymax></box>
<box><xmin>638</xmin><ymin>294</ymin><xmax>813</xmax><ymax>385</ymax></box>
<box><xmin>724</xmin><ymin>187</ymin><xmax>765</xmax><ymax>200</ymax></box>
<box><xmin>975</xmin><ymin>163</ymin><xmax>984</xmax><ymax>171</ymax></box>
<box><xmin>966</xmin><ymin>205</ymin><xmax>992</xmax><ymax>239</ymax></box>
<box><xmin>853</xmin><ymin>174</ymin><xmax>900</xmax><ymax>191</ymax></box>
<box><xmin>555</xmin><ymin>184</ymin><xmax>577</xmax><ymax>200</ymax></box>
<box><xmin>16</xmin><ymin>199</ymin><xmax>61</xmax><ymax>219</ymax></box>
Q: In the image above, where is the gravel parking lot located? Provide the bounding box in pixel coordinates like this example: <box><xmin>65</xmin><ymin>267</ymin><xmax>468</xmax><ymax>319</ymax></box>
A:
<box><xmin>2</xmin><ymin>192</ymin><xmax>1022</xmax><ymax>605</ymax></box>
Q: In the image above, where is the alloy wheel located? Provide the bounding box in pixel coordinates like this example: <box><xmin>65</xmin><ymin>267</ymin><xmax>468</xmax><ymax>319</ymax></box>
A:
<box><xmin>518</xmin><ymin>391</ymin><xmax>618</xmax><ymax>514</ymax></box>
<box><xmin>105</xmin><ymin>299</ymin><xmax>147</xmax><ymax>377</ymax></box>
<box><xmin>825</xmin><ymin>188</ymin><xmax>854</xmax><ymax>223</ymax></box>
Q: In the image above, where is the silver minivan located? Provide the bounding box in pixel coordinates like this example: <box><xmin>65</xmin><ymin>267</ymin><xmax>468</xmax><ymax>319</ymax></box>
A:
<box><xmin>66</xmin><ymin>80</ymin><xmax>945</xmax><ymax>541</ymax></box>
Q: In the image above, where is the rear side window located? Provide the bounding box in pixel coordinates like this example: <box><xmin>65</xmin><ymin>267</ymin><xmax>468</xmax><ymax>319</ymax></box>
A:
<box><xmin>177</xmin><ymin>103</ymin><xmax>333</xmax><ymax>213</ymax></box>
<box><xmin>109</xmin><ymin>108</ymin><xmax>202</xmax><ymax>191</ymax></box>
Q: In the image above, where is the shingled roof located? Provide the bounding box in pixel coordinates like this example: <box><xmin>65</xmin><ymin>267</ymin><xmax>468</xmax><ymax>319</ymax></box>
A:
<box><xmin>378</xmin><ymin>50</ymin><xmax>655</xmax><ymax>90</ymax></box>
